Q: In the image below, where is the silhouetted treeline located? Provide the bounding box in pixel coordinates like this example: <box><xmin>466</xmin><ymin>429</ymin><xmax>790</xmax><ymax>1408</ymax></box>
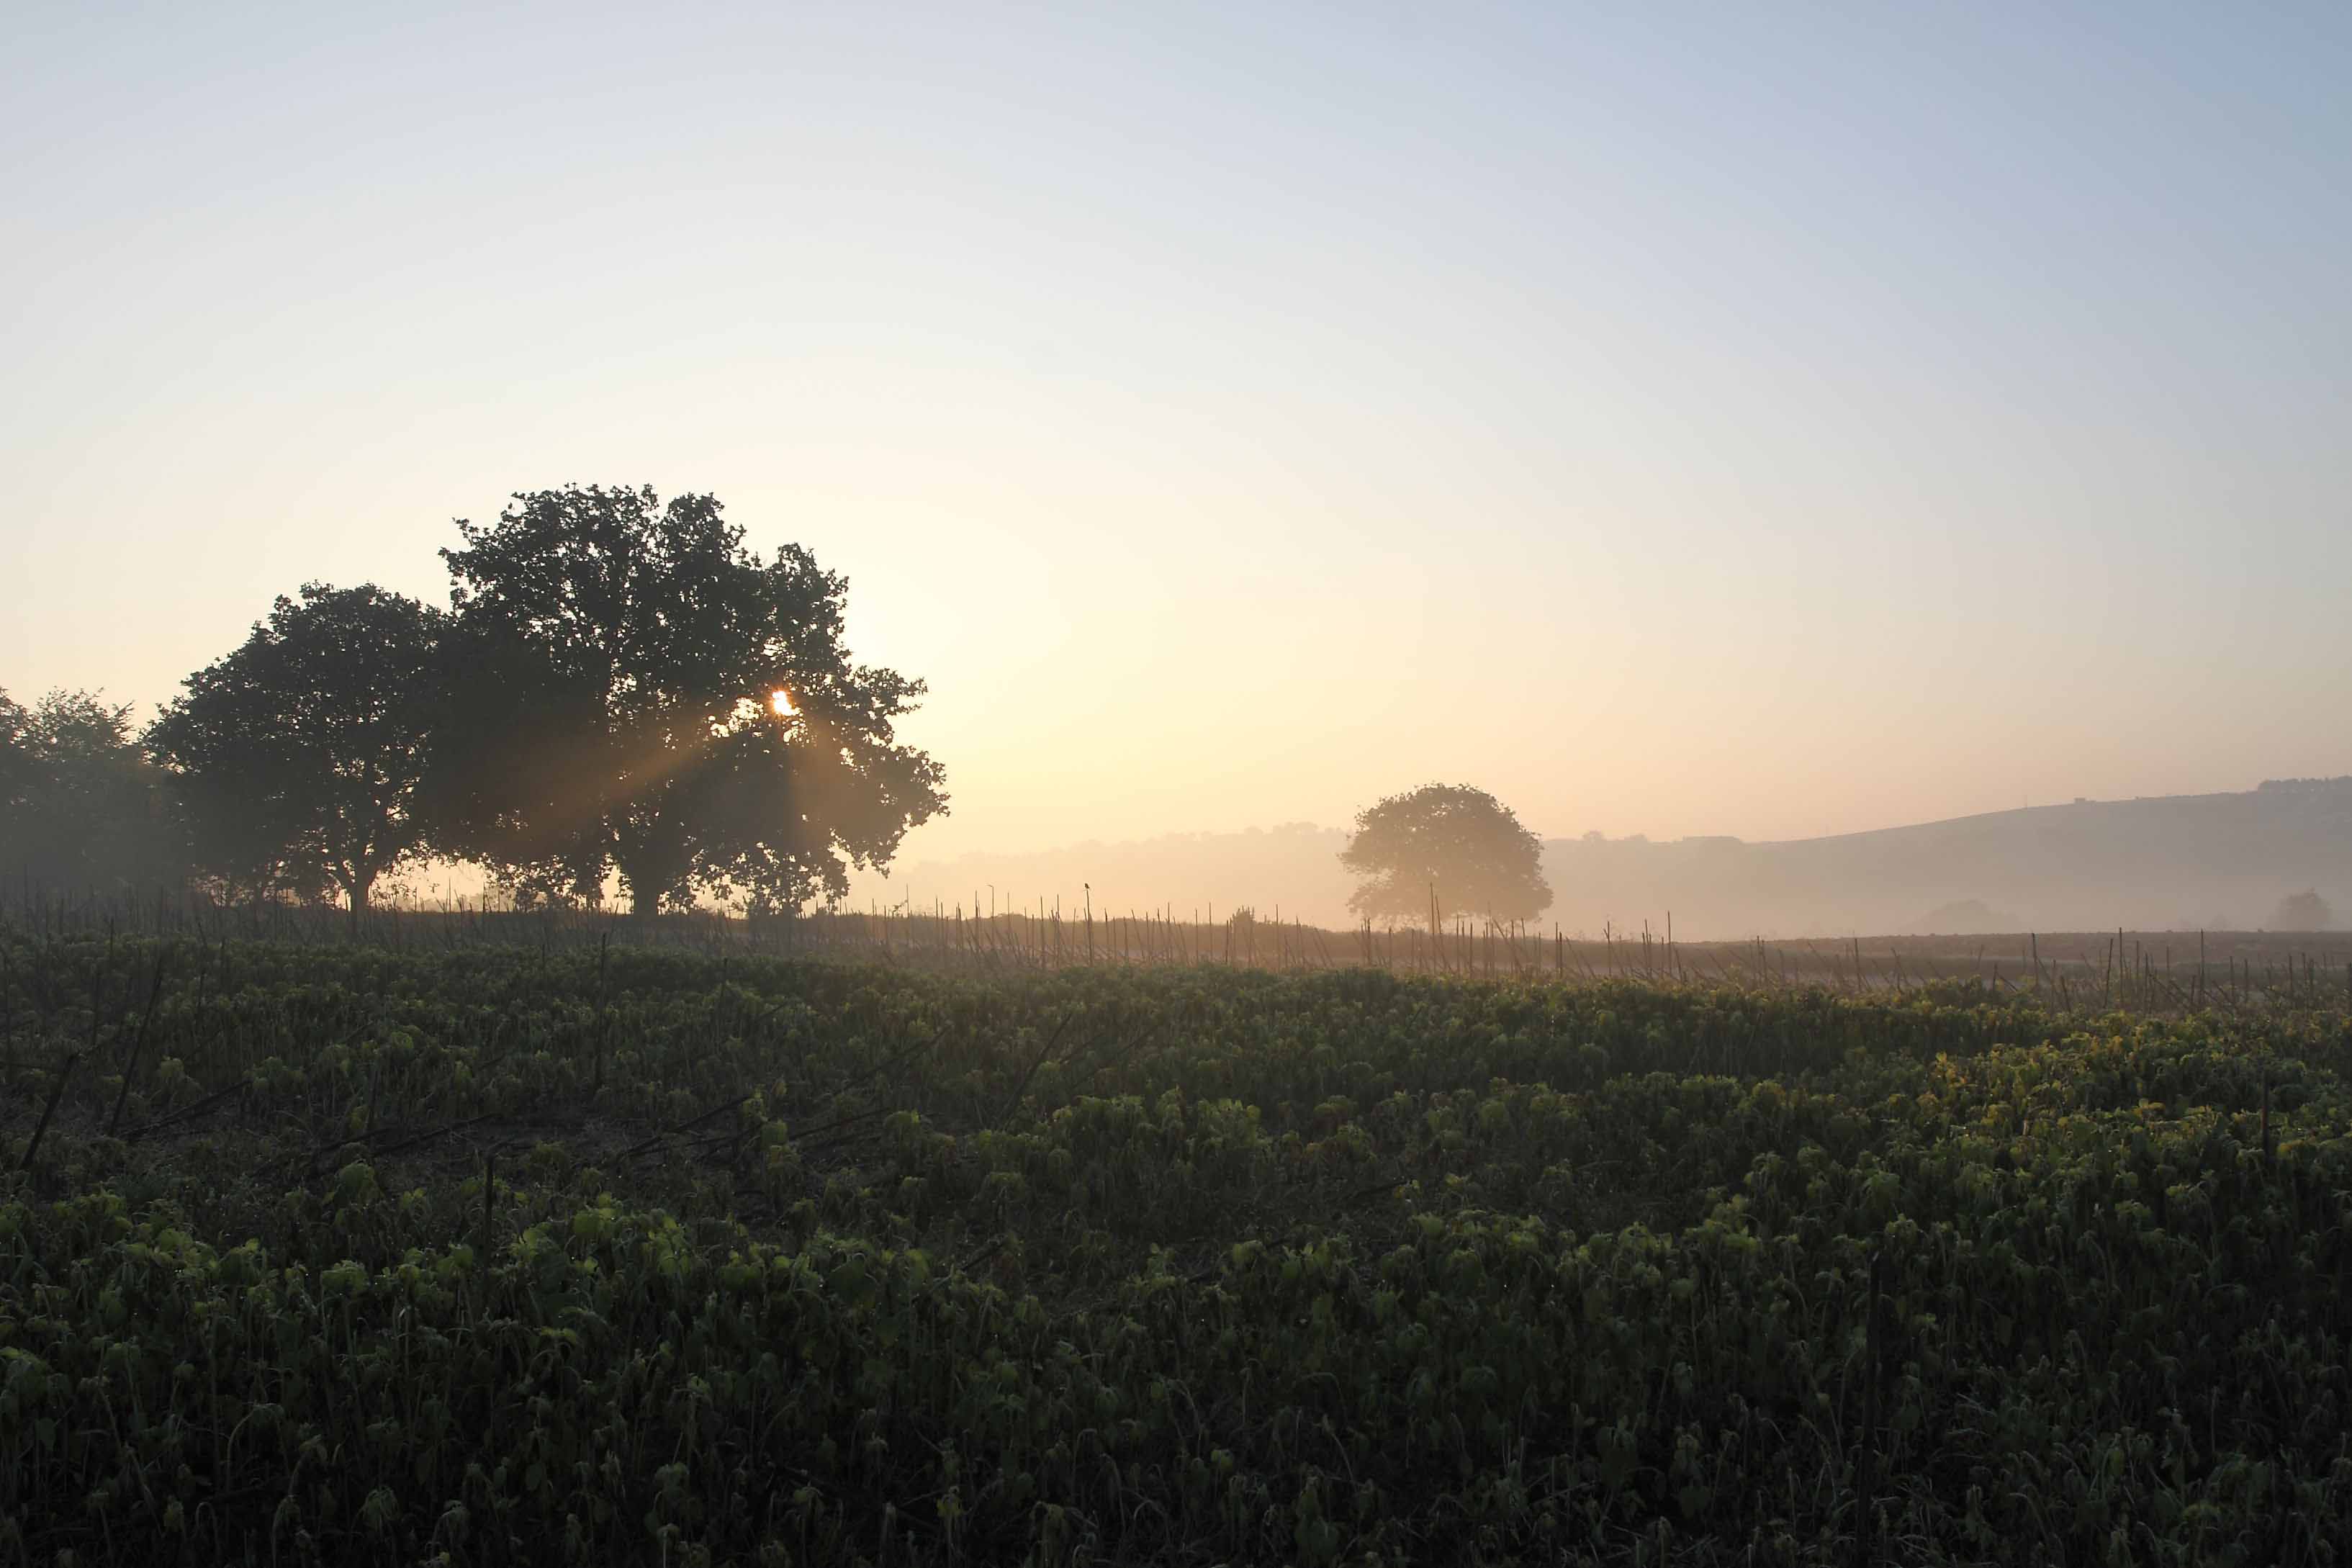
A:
<box><xmin>3</xmin><ymin>485</ymin><xmax>944</xmax><ymax>922</ymax></box>
<box><xmin>0</xmin><ymin>688</ymin><xmax>191</xmax><ymax>896</ymax></box>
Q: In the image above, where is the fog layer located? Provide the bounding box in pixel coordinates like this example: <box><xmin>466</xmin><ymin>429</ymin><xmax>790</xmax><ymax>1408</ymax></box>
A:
<box><xmin>859</xmin><ymin>780</ymin><xmax>2352</xmax><ymax>939</ymax></box>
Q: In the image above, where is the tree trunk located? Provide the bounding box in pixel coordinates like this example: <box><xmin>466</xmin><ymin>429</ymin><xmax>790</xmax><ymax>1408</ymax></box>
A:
<box><xmin>347</xmin><ymin>870</ymin><xmax>373</xmax><ymax>935</ymax></box>
<box><xmin>616</xmin><ymin>846</ymin><xmax>683</xmax><ymax>921</ymax></box>
<box><xmin>618</xmin><ymin>861</ymin><xmax>669</xmax><ymax>919</ymax></box>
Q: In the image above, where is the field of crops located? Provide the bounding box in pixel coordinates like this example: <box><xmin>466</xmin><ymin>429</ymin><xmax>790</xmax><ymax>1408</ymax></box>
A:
<box><xmin>4</xmin><ymin>933</ymin><xmax>2351</xmax><ymax>1565</ymax></box>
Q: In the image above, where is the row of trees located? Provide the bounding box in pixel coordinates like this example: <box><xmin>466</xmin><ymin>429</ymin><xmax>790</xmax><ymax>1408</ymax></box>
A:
<box><xmin>6</xmin><ymin>486</ymin><xmax>947</xmax><ymax>922</ymax></box>
<box><xmin>0</xmin><ymin>690</ymin><xmax>188</xmax><ymax>896</ymax></box>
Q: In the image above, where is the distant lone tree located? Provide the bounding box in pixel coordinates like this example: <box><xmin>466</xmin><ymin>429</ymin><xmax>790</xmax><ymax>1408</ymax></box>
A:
<box><xmin>1340</xmin><ymin>783</ymin><xmax>1551</xmax><ymax>927</ymax></box>
<box><xmin>2271</xmin><ymin>888</ymin><xmax>2335</xmax><ymax>931</ymax></box>
<box><xmin>427</xmin><ymin>485</ymin><xmax>946</xmax><ymax>916</ymax></box>
<box><xmin>148</xmin><ymin>584</ymin><xmax>443</xmax><ymax>924</ymax></box>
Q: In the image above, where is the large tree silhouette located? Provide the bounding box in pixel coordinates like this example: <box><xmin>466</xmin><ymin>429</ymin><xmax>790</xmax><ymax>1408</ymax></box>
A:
<box><xmin>148</xmin><ymin>584</ymin><xmax>443</xmax><ymax>922</ymax></box>
<box><xmin>1340</xmin><ymin>783</ymin><xmax>1551</xmax><ymax>927</ymax></box>
<box><xmin>428</xmin><ymin>485</ymin><xmax>945</xmax><ymax>915</ymax></box>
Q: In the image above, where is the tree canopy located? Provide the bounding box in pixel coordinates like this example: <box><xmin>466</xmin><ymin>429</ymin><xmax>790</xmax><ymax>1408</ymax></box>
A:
<box><xmin>427</xmin><ymin>484</ymin><xmax>945</xmax><ymax>914</ymax></box>
<box><xmin>0</xmin><ymin>688</ymin><xmax>188</xmax><ymax>895</ymax></box>
<box><xmin>2272</xmin><ymin>888</ymin><xmax>2335</xmax><ymax>932</ymax></box>
<box><xmin>0</xmin><ymin>690</ymin><xmax>29</xmax><ymax>815</ymax></box>
<box><xmin>147</xmin><ymin>584</ymin><xmax>443</xmax><ymax>920</ymax></box>
<box><xmin>1338</xmin><ymin>783</ymin><xmax>1551</xmax><ymax>926</ymax></box>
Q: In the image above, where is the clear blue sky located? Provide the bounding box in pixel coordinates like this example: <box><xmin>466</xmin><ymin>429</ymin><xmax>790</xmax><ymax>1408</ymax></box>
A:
<box><xmin>4</xmin><ymin>1</ymin><xmax>2346</xmax><ymax>857</ymax></box>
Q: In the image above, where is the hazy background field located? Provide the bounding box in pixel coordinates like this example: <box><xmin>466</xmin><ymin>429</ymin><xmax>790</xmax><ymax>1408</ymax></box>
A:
<box><xmin>855</xmin><ymin>778</ymin><xmax>2352</xmax><ymax>940</ymax></box>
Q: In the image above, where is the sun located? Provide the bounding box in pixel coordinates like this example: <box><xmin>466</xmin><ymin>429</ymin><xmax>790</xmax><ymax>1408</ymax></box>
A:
<box><xmin>770</xmin><ymin>688</ymin><xmax>796</xmax><ymax>717</ymax></box>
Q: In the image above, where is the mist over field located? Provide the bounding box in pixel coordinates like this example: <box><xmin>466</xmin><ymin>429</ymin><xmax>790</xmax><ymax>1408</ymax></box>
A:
<box><xmin>860</xmin><ymin>780</ymin><xmax>2352</xmax><ymax>940</ymax></box>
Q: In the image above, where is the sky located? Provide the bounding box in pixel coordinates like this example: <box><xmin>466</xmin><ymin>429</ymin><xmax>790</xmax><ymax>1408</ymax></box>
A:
<box><xmin>5</xmin><ymin>1</ymin><xmax>2348</xmax><ymax>865</ymax></box>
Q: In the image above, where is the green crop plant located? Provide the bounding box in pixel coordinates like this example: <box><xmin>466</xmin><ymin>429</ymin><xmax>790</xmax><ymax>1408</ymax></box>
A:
<box><xmin>1</xmin><ymin>929</ymin><xmax>2350</xmax><ymax>1562</ymax></box>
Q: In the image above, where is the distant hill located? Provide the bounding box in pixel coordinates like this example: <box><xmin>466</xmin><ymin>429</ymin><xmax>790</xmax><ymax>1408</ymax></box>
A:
<box><xmin>1542</xmin><ymin>778</ymin><xmax>2352</xmax><ymax>938</ymax></box>
<box><xmin>856</xmin><ymin>779</ymin><xmax>2352</xmax><ymax>940</ymax></box>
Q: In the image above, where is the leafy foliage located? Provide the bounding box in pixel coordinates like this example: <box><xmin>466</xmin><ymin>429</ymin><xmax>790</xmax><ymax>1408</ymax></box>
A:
<box><xmin>427</xmin><ymin>485</ymin><xmax>946</xmax><ymax>914</ymax></box>
<box><xmin>145</xmin><ymin>584</ymin><xmax>443</xmax><ymax>916</ymax></box>
<box><xmin>1341</xmin><ymin>783</ymin><xmax>1552</xmax><ymax>925</ymax></box>
<box><xmin>0</xmin><ymin>688</ymin><xmax>186</xmax><ymax>894</ymax></box>
<box><xmin>4</xmin><ymin>937</ymin><xmax>2351</xmax><ymax>1564</ymax></box>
